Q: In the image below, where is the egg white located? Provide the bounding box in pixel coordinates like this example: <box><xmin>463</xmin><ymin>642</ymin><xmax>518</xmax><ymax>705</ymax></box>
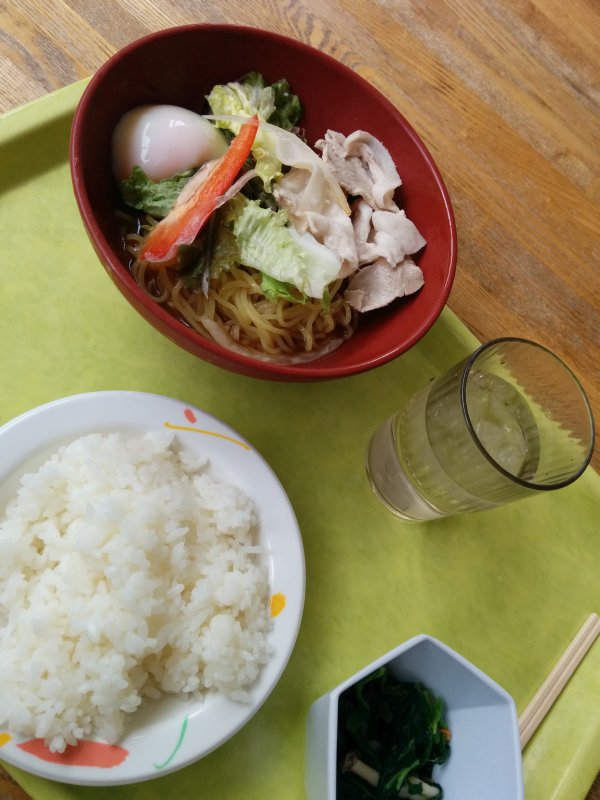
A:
<box><xmin>112</xmin><ymin>104</ymin><xmax>228</xmax><ymax>182</ymax></box>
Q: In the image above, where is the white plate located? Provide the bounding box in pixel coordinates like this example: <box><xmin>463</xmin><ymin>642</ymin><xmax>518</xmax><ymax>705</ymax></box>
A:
<box><xmin>0</xmin><ymin>391</ymin><xmax>305</xmax><ymax>785</ymax></box>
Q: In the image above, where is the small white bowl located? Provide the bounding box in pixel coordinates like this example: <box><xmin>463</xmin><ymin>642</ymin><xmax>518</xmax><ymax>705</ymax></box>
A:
<box><xmin>0</xmin><ymin>391</ymin><xmax>305</xmax><ymax>785</ymax></box>
<box><xmin>306</xmin><ymin>634</ymin><xmax>523</xmax><ymax>800</ymax></box>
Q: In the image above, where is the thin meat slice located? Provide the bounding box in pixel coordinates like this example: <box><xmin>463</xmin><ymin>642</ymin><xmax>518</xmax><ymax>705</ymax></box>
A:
<box><xmin>315</xmin><ymin>130</ymin><xmax>401</xmax><ymax>211</ymax></box>
<box><xmin>344</xmin><ymin>257</ymin><xmax>424</xmax><ymax>312</ymax></box>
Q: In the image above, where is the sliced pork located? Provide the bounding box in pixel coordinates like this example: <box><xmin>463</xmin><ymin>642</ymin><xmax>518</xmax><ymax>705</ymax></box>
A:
<box><xmin>274</xmin><ymin>167</ymin><xmax>358</xmax><ymax>275</ymax></box>
<box><xmin>315</xmin><ymin>130</ymin><xmax>401</xmax><ymax>211</ymax></box>
<box><xmin>351</xmin><ymin>200</ymin><xmax>426</xmax><ymax>266</ymax></box>
<box><xmin>344</xmin><ymin>258</ymin><xmax>425</xmax><ymax>313</ymax></box>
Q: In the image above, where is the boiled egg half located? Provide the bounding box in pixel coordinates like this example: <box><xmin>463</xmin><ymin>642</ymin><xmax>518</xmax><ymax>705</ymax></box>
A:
<box><xmin>112</xmin><ymin>104</ymin><xmax>228</xmax><ymax>182</ymax></box>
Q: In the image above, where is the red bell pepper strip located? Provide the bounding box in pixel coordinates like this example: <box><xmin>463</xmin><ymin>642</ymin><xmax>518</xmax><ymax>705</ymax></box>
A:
<box><xmin>139</xmin><ymin>115</ymin><xmax>259</xmax><ymax>264</ymax></box>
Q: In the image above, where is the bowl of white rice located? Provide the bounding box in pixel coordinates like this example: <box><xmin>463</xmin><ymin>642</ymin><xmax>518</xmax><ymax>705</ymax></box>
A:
<box><xmin>0</xmin><ymin>391</ymin><xmax>304</xmax><ymax>785</ymax></box>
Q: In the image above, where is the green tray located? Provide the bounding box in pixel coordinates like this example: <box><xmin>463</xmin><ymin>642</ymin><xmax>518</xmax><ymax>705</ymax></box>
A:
<box><xmin>1</xmin><ymin>82</ymin><xmax>599</xmax><ymax>800</ymax></box>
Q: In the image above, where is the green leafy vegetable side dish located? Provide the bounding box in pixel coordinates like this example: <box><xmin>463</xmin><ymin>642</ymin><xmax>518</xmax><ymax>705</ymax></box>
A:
<box><xmin>337</xmin><ymin>668</ymin><xmax>451</xmax><ymax>799</ymax></box>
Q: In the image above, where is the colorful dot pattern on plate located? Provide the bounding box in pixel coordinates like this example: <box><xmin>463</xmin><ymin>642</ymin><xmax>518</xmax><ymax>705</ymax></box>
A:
<box><xmin>163</xmin><ymin>408</ymin><xmax>250</xmax><ymax>449</ymax></box>
<box><xmin>17</xmin><ymin>740</ymin><xmax>129</xmax><ymax>768</ymax></box>
<box><xmin>153</xmin><ymin>717</ymin><xmax>189</xmax><ymax>770</ymax></box>
<box><xmin>270</xmin><ymin>592</ymin><xmax>286</xmax><ymax>617</ymax></box>
<box><xmin>0</xmin><ymin>392</ymin><xmax>304</xmax><ymax>784</ymax></box>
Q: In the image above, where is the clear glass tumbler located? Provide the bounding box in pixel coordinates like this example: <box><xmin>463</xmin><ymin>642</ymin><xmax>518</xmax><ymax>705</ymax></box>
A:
<box><xmin>366</xmin><ymin>338</ymin><xmax>595</xmax><ymax>521</ymax></box>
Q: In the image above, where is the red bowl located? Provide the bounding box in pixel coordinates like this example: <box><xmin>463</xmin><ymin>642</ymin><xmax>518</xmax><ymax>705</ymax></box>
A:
<box><xmin>70</xmin><ymin>24</ymin><xmax>456</xmax><ymax>381</ymax></box>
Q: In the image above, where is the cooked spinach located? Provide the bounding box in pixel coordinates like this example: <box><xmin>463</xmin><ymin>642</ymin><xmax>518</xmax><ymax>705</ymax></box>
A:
<box><xmin>337</xmin><ymin>668</ymin><xmax>451</xmax><ymax>799</ymax></box>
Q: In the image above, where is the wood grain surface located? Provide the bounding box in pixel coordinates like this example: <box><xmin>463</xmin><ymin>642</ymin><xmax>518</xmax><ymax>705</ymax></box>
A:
<box><xmin>0</xmin><ymin>1</ymin><xmax>598</xmax><ymax>798</ymax></box>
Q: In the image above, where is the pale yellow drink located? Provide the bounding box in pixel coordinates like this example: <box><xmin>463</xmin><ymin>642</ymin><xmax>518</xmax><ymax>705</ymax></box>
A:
<box><xmin>367</xmin><ymin>370</ymin><xmax>541</xmax><ymax>520</ymax></box>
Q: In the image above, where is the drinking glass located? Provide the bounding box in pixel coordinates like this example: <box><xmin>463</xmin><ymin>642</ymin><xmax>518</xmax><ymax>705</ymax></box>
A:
<box><xmin>366</xmin><ymin>338</ymin><xmax>595</xmax><ymax>521</ymax></box>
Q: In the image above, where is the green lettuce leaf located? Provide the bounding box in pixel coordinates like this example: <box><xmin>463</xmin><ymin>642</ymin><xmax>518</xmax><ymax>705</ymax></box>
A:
<box><xmin>206</xmin><ymin>71</ymin><xmax>276</xmax><ymax>123</ymax></box>
<box><xmin>178</xmin><ymin>209</ymin><xmax>241</xmax><ymax>288</ymax></box>
<box><xmin>260</xmin><ymin>273</ymin><xmax>306</xmax><ymax>304</ymax></box>
<box><xmin>206</xmin><ymin>72</ymin><xmax>303</xmax><ymax>190</ymax></box>
<box><xmin>231</xmin><ymin>199</ymin><xmax>340</xmax><ymax>299</ymax></box>
<box><xmin>177</xmin><ymin>243</ymin><xmax>209</xmax><ymax>290</ymax></box>
<box><xmin>211</xmin><ymin>221</ymin><xmax>241</xmax><ymax>275</ymax></box>
<box><xmin>177</xmin><ymin>196</ymin><xmax>338</xmax><ymax>302</ymax></box>
<box><xmin>119</xmin><ymin>166</ymin><xmax>195</xmax><ymax>218</ymax></box>
<box><xmin>268</xmin><ymin>78</ymin><xmax>303</xmax><ymax>131</ymax></box>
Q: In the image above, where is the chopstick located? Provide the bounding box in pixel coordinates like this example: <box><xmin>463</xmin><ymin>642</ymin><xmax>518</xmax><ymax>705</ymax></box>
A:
<box><xmin>519</xmin><ymin>612</ymin><xmax>600</xmax><ymax>749</ymax></box>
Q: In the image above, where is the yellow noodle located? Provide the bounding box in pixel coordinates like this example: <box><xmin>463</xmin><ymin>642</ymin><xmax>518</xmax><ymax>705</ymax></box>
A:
<box><xmin>125</xmin><ymin>228</ymin><xmax>354</xmax><ymax>358</ymax></box>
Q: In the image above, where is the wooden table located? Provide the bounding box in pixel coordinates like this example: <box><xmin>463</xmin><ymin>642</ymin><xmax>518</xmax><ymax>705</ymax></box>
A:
<box><xmin>0</xmin><ymin>1</ymin><xmax>598</xmax><ymax>798</ymax></box>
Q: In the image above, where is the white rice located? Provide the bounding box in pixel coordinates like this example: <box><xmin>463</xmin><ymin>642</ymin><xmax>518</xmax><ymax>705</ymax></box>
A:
<box><xmin>0</xmin><ymin>430</ymin><xmax>270</xmax><ymax>753</ymax></box>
